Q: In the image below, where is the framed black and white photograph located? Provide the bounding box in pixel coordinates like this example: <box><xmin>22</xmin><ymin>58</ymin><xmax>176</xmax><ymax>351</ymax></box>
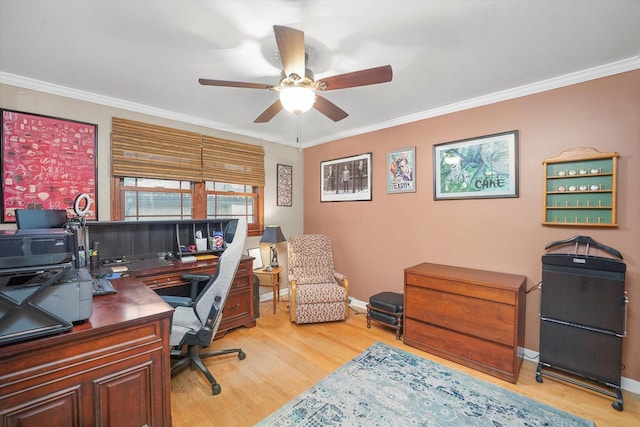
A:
<box><xmin>321</xmin><ymin>153</ymin><xmax>372</xmax><ymax>202</ymax></box>
<box><xmin>433</xmin><ymin>130</ymin><xmax>519</xmax><ymax>200</ymax></box>
<box><xmin>277</xmin><ymin>164</ymin><xmax>292</xmax><ymax>207</ymax></box>
<box><xmin>387</xmin><ymin>147</ymin><xmax>416</xmax><ymax>193</ymax></box>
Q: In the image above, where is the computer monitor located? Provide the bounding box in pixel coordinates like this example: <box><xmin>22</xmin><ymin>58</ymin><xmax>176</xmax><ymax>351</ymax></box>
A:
<box><xmin>15</xmin><ymin>209</ymin><xmax>69</xmax><ymax>229</ymax></box>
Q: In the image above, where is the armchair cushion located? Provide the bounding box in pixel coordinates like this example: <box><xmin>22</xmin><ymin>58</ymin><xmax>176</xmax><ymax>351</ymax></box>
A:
<box><xmin>296</xmin><ymin>267</ymin><xmax>335</xmax><ymax>285</ymax></box>
<box><xmin>288</xmin><ymin>234</ymin><xmax>336</xmax><ymax>284</ymax></box>
<box><xmin>295</xmin><ymin>282</ymin><xmax>347</xmax><ymax>304</ymax></box>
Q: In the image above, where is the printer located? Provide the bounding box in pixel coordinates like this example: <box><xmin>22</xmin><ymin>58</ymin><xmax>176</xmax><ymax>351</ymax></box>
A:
<box><xmin>0</xmin><ymin>228</ymin><xmax>75</xmax><ymax>269</ymax></box>
<box><xmin>0</xmin><ymin>229</ymin><xmax>93</xmax><ymax>346</ymax></box>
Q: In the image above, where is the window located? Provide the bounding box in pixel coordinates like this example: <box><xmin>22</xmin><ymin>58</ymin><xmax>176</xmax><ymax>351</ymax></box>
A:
<box><xmin>122</xmin><ymin>178</ymin><xmax>192</xmax><ymax>220</ymax></box>
<box><xmin>205</xmin><ymin>182</ymin><xmax>256</xmax><ymax>224</ymax></box>
<box><xmin>113</xmin><ymin>177</ymin><xmax>264</xmax><ymax>235</ymax></box>
<box><xmin>110</xmin><ymin>117</ymin><xmax>265</xmax><ymax>235</ymax></box>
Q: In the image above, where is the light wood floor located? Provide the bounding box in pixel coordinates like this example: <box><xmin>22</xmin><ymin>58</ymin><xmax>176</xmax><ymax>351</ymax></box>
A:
<box><xmin>170</xmin><ymin>301</ymin><xmax>639</xmax><ymax>426</ymax></box>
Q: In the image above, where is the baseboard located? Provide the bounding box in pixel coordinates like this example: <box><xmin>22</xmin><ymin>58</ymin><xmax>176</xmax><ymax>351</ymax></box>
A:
<box><xmin>259</xmin><ymin>288</ymin><xmax>288</xmax><ymax>303</ymax></box>
<box><xmin>347</xmin><ymin>296</ymin><xmax>640</xmax><ymax>394</ymax></box>
<box><xmin>621</xmin><ymin>376</ymin><xmax>640</xmax><ymax>395</ymax></box>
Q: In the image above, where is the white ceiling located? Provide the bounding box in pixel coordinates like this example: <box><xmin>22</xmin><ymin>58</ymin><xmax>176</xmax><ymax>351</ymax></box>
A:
<box><xmin>1</xmin><ymin>0</ymin><xmax>639</xmax><ymax>148</ymax></box>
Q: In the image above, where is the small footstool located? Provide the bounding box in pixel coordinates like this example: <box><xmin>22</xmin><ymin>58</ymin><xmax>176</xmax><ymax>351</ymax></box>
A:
<box><xmin>366</xmin><ymin>292</ymin><xmax>404</xmax><ymax>340</ymax></box>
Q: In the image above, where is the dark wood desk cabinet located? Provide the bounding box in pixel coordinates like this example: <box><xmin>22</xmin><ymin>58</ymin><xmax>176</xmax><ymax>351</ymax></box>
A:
<box><xmin>404</xmin><ymin>262</ymin><xmax>526</xmax><ymax>383</ymax></box>
<box><xmin>0</xmin><ymin>278</ymin><xmax>173</xmax><ymax>427</ymax></box>
<box><xmin>135</xmin><ymin>256</ymin><xmax>256</xmax><ymax>338</ymax></box>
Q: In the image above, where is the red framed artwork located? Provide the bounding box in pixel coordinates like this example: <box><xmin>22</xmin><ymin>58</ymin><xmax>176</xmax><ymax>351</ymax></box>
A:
<box><xmin>1</xmin><ymin>109</ymin><xmax>98</xmax><ymax>222</ymax></box>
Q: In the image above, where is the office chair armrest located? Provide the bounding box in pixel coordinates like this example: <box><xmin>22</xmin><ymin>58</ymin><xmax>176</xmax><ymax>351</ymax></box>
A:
<box><xmin>161</xmin><ymin>295</ymin><xmax>193</xmax><ymax>308</ymax></box>
<box><xmin>181</xmin><ymin>273</ymin><xmax>212</xmax><ymax>300</ymax></box>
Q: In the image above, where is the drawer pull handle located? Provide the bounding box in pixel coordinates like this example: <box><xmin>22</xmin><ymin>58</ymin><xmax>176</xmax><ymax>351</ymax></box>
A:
<box><xmin>226</xmin><ymin>304</ymin><xmax>240</xmax><ymax>311</ymax></box>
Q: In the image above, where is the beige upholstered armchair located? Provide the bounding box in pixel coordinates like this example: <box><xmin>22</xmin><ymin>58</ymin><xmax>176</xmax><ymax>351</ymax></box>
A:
<box><xmin>287</xmin><ymin>234</ymin><xmax>349</xmax><ymax>324</ymax></box>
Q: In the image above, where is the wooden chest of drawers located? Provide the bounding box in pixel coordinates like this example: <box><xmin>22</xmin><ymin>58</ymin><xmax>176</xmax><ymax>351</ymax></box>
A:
<box><xmin>404</xmin><ymin>262</ymin><xmax>526</xmax><ymax>383</ymax></box>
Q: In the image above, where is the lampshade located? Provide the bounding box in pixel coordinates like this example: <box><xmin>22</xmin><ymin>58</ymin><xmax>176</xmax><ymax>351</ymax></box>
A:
<box><xmin>279</xmin><ymin>87</ymin><xmax>315</xmax><ymax>115</ymax></box>
<box><xmin>260</xmin><ymin>225</ymin><xmax>286</xmax><ymax>243</ymax></box>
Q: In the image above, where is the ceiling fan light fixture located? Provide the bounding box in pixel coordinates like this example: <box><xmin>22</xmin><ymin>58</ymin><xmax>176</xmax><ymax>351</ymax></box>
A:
<box><xmin>279</xmin><ymin>86</ymin><xmax>315</xmax><ymax>115</ymax></box>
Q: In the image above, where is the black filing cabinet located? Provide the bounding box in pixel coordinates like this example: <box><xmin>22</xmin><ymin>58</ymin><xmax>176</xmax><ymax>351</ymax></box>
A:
<box><xmin>536</xmin><ymin>237</ymin><xmax>627</xmax><ymax>411</ymax></box>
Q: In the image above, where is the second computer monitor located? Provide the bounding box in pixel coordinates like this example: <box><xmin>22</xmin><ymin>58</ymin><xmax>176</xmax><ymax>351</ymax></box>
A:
<box><xmin>15</xmin><ymin>209</ymin><xmax>69</xmax><ymax>229</ymax></box>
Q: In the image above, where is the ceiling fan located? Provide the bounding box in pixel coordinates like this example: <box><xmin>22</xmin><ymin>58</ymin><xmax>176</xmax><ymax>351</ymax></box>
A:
<box><xmin>199</xmin><ymin>25</ymin><xmax>393</xmax><ymax>123</ymax></box>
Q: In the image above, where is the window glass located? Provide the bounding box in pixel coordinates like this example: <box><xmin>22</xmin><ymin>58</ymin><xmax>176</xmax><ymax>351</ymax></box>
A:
<box><xmin>206</xmin><ymin>181</ymin><xmax>256</xmax><ymax>223</ymax></box>
<box><xmin>122</xmin><ymin>178</ymin><xmax>192</xmax><ymax>220</ymax></box>
<box><xmin>118</xmin><ymin>178</ymin><xmax>260</xmax><ymax>229</ymax></box>
<box><xmin>206</xmin><ymin>182</ymin><xmax>248</xmax><ymax>192</ymax></box>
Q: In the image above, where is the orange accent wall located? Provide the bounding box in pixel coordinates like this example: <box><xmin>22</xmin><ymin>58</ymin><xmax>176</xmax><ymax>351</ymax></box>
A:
<box><xmin>303</xmin><ymin>69</ymin><xmax>640</xmax><ymax>381</ymax></box>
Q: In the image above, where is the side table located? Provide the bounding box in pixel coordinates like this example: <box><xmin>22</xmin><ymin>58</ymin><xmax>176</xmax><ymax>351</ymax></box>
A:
<box><xmin>254</xmin><ymin>266</ymin><xmax>282</xmax><ymax>314</ymax></box>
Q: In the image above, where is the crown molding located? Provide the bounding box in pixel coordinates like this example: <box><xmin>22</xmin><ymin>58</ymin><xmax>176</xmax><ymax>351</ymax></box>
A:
<box><xmin>2</xmin><ymin>56</ymin><xmax>639</xmax><ymax>148</ymax></box>
<box><xmin>306</xmin><ymin>56</ymin><xmax>640</xmax><ymax>147</ymax></box>
<box><xmin>0</xmin><ymin>72</ymin><xmax>262</xmax><ymax>138</ymax></box>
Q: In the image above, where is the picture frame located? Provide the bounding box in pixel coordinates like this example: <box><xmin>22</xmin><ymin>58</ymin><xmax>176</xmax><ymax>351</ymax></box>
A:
<box><xmin>276</xmin><ymin>163</ymin><xmax>292</xmax><ymax>207</ymax></box>
<box><xmin>1</xmin><ymin>109</ymin><xmax>98</xmax><ymax>222</ymax></box>
<box><xmin>433</xmin><ymin>130</ymin><xmax>519</xmax><ymax>200</ymax></box>
<box><xmin>387</xmin><ymin>147</ymin><xmax>416</xmax><ymax>193</ymax></box>
<box><xmin>321</xmin><ymin>152</ymin><xmax>372</xmax><ymax>202</ymax></box>
<box><xmin>247</xmin><ymin>248</ymin><xmax>264</xmax><ymax>270</ymax></box>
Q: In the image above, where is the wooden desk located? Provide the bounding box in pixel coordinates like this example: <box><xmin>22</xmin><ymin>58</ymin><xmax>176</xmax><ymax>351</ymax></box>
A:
<box><xmin>254</xmin><ymin>266</ymin><xmax>282</xmax><ymax>314</ymax></box>
<box><xmin>0</xmin><ymin>277</ymin><xmax>173</xmax><ymax>427</ymax></box>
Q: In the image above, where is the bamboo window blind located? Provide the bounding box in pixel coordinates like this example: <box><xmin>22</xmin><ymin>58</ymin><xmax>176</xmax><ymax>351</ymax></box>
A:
<box><xmin>111</xmin><ymin>117</ymin><xmax>202</xmax><ymax>181</ymax></box>
<box><xmin>202</xmin><ymin>135</ymin><xmax>265</xmax><ymax>186</ymax></box>
<box><xmin>111</xmin><ymin>118</ymin><xmax>264</xmax><ymax>185</ymax></box>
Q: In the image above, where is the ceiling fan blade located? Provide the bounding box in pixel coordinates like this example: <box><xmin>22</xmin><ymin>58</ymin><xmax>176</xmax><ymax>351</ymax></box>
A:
<box><xmin>314</xmin><ymin>95</ymin><xmax>348</xmax><ymax>122</ymax></box>
<box><xmin>254</xmin><ymin>99</ymin><xmax>283</xmax><ymax>123</ymax></box>
<box><xmin>199</xmin><ymin>78</ymin><xmax>273</xmax><ymax>90</ymax></box>
<box><xmin>273</xmin><ymin>25</ymin><xmax>306</xmax><ymax>81</ymax></box>
<box><xmin>317</xmin><ymin>65</ymin><xmax>393</xmax><ymax>91</ymax></box>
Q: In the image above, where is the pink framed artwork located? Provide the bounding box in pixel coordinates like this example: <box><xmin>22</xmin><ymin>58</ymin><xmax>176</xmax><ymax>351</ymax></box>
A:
<box><xmin>1</xmin><ymin>109</ymin><xmax>98</xmax><ymax>222</ymax></box>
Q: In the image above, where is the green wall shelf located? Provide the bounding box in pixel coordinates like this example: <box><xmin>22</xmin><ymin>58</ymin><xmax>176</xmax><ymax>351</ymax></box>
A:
<box><xmin>542</xmin><ymin>147</ymin><xmax>618</xmax><ymax>227</ymax></box>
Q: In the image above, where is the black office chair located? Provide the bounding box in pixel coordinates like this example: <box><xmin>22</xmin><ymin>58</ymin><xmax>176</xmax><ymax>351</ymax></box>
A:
<box><xmin>162</xmin><ymin>218</ymin><xmax>247</xmax><ymax>395</ymax></box>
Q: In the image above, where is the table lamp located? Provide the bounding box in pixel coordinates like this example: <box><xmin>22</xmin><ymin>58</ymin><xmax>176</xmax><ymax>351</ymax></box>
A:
<box><xmin>260</xmin><ymin>225</ymin><xmax>286</xmax><ymax>267</ymax></box>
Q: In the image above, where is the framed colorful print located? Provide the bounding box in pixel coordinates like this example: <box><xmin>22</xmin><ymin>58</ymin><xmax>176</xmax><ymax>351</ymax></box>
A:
<box><xmin>321</xmin><ymin>152</ymin><xmax>372</xmax><ymax>202</ymax></box>
<box><xmin>387</xmin><ymin>147</ymin><xmax>416</xmax><ymax>193</ymax></box>
<box><xmin>433</xmin><ymin>130</ymin><xmax>519</xmax><ymax>200</ymax></box>
<box><xmin>277</xmin><ymin>163</ymin><xmax>292</xmax><ymax>207</ymax></box>
<box><xmin>1</xmin><ymin>109</ymin><xmax>98</xmax><ymax>222</ymax></box>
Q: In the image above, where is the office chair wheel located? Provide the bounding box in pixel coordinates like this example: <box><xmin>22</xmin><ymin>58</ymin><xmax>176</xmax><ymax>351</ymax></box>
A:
<box><xmin>238</xmin><ymin>350</ymin><xmax>246</xmax><ymax>360</ymax></box>
<box><xmin>212</xmin><ymin>383</ymin><xmax>222</xmax><ymax>395</ymax></box>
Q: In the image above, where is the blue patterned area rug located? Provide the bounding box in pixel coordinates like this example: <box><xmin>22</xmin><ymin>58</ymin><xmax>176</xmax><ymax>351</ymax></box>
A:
<box><xmin>256</xmin><ymin>342</ymin><xmax>594</xmax><ymax>427</ymax></box>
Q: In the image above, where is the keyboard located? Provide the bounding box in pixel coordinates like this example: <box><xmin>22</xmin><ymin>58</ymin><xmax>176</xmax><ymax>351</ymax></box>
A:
<box><xmin>92</xmin><ymin>277</ymin><xmax>117</xmax><ymax>296</ymax></box>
